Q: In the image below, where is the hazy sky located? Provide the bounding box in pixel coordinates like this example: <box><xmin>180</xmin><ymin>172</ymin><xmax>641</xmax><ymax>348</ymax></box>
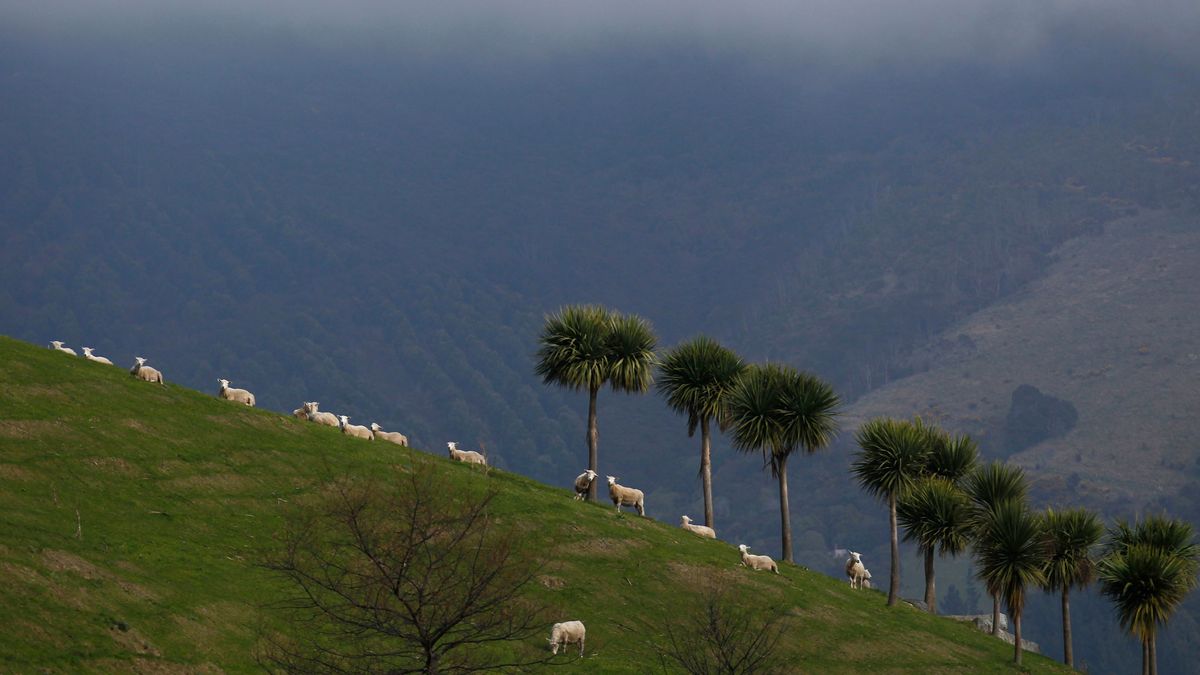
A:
<box><xmin>4</xmin><ymin>0</ymin><xmax>1199</xmax><ymax>71</ymax></box>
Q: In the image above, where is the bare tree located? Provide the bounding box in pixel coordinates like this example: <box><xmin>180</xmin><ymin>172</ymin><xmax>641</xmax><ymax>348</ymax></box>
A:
<box><xmin>650</xmin><ymin>588</ymin><xmax>787</xmax><ymax>675</ymax></box>
<box><xmin>259</xmin><ymin>464</ymin><xmax>557</xmax><ymax>674</ymax></box>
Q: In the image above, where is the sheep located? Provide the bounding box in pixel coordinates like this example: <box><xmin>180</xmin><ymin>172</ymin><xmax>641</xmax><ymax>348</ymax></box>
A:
<box><xmin>447</xmin><ymin>441</ymin><xmax>487</xmax><ymax>465</ymax></box>
<box><xmin>338</xmin><ymin>415</ymin><xmax>374</xmax><ymax>440</ymax></box>
<box><xmin>129</xmin><ymin>357</ymin><xmax>165</xmax><ymax>385</ymax></box>
<box><xmin>370</xmin><ymin>423</ymin><xmax>409</xmax><ymax>446</ymax></box>
<box><xmin>217</xmin><ymin>379</ymin><xmax>256</xmax><ymax>407</ymax></box>
<box><xmin>548</xmin><ymin>620</ymin><xmax>586</xmax><ymax>657</ymax></box>
<box><xmin>292</xmin><ymin>403</ymin><xmax>309</xmax><ymax>419</ymax></box>
<box><xmin>81</xmin><ymin>347</ymin><xmax>113</xmax><ymax>365</ymax></box>
<box><xmin>49</xmin><ymin>341</ymin><xmax>77</xmax><ymax>356</ymax></box>
<box><xmin>606</xmin><ymin>475</ymin><xmax>645</xmax><ymax>516</ymax></box>
<box><xmin>303</xmin><ymin>401</ymin><xmax>340</xmax><ymax>427</ymax></box>
<box><xmin>573</xmin><ymin>469</ymin><xmax>598</xmax><ymax>500</ymax></box>
<box><xmin>738</xmin><ymin>544</ymin><xmax>779</xmax><ymax>574</ymax></box>
<box><xmin>845</xmin><ymin>551</ymin><xmax>872</xmax><ymax>590</ymax></box>
<box><xmin>680</xmin><ymin>515</ymin><xmax>716</xmax><ymax>539</ymax></box>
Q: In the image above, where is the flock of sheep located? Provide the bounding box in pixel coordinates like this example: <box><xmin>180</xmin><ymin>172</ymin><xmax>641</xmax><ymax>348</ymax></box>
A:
<box><xmin>48</xmin><ymin>338</ymin><xmax>873</xmax><ymax>658</ymax></box>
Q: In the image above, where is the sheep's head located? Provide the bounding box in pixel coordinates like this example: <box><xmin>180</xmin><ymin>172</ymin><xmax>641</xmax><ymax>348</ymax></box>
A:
<box><xmin>849</xmin><ymin>551</ymin><xmax>862</xmax><ymax>563</ymax></box>
<box><xmin>585</xmin><ymin>469</ymin><xmax>597</xmax><ymax>481</ymax></box>
<box><xmin>50</xmin><ymin>341</ymin><xmax>63</xmax><ymax>348</ymax></box>
<box><xmin>606</xmin><ymin>475</ymin><xmax>617</xmax><ymax>486</ymax></box>
<box><xmin>82</xmin><ymin>347</ymin><xmax>93</xmax><ymax>354</ymax></box>
<box><xmin>681</xmin><ymin>515</ymin><xmax>692</xmax><ymax>525</ymax></box>
<box><xmin>447</xmin><ymin>441</ymin><xmax>457</xmax><ymax>451</ymax></box>
<box><xmin>135</xmin><ymin>356</ymin><xmax>147</xmax><ymax>365</ymax></box>
<box><xmin>370</xmin><ymin>423</ymin><xmax>381</xmax><ymax>431</ymax></box>
<box><xmin>339</xmin><ymin>415</ymin><xmax>349</xmax><ymax>424</ymax></box>
<box><xmin>218</xmin><ymin>379</ymin><xmax>230</xmax><ymax>388</ymax></box>
<box><xmin>738</xmin><ymin>544</ymin><xmax>750</xmax><ymax>553</ymax></box>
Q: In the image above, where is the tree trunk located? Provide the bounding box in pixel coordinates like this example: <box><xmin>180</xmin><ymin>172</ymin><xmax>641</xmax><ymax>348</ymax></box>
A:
<box><xmin>1142</xmin><ymin>639</ymin><xmax>1149</xmax><ymax>675</ymax></box>
<box><xmin>587</xmin><ymin>384</ymin><xmax>599</xmax><ymax>502</ymax></box>
<box><xmin>777</xmin><ymin>454</ymin><xmax>793</xmax><ymax>563</ymax></box>
<box><xmin>923</xmin><ymin>548</ymin><xmax>936</xmax><ymax>613</ymax></box>
<box><xmin>1150</xmin><ymin>634</ymin><xmax>1157</xmax><ymax>675</ymax></box>
<box><xmin>991</xmin><ymin>592</ymin><xmax>1001</xmax><ymax>636</ymax></box>
<box><xmin>700</xmin><ymin>417</ymin><xmax>714</xmax><ymax>529</ymax></box>
<box><xmin>888</xmin><ymin>492</ymin><xmax>899</xmax><ymax>606</ymax></box>
<box><xmin>1062</xmin><ymin>587</ymin><xmax>1073</xmax><ymax>668</ymax></box>
<box><xmin>425</xmin><ymin>647</ymin><xmax>439</xmax><ymax>675</ymax></box>
<box><xmin>1013</xmin><ymin>610</ymin><xmax>1022</xmax><ymax>666</ymax></box>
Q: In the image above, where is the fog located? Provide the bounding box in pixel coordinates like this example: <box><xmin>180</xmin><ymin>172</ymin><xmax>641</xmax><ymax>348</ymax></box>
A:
<box><xmin>4</xmin><ymin>0</ymin><xmax>1199</xmax><ymax>71</ymax></box>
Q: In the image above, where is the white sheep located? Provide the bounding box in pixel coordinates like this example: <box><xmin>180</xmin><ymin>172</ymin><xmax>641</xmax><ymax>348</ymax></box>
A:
<box><xmin>338</xmin><ymin>415</ymin><xmax>374</xmax><ymax>440</ymax></box>
<box><xmin>845</xmin><ymin>551</ymin><xmax>872</xmax><ymax>589</ymax></box>
<box><xmin>606</xmin><ymin>475</ymin><xmax>645</xmax><ymax>516</ymax></box>
<box><xmin>292</xmin><ymin>403</ymin><xmax>309</xmax><ymax>419</ymax></box>
<box><xmin>49</xmin><ymin>341</ymin><xmax>77</xmax><ymax>356</ymax></box>
<box><xmin>573</xmin><ymin>469</ymin><xmax>598</xmax><ymax>500</ymax></box>
<box><xmin>548</xmin><ymin>620</ymin><xmax>586</xmax><ymax>657</ymax></box>
<box><xmin>680</xmin><ymin>515</ymin><xmax>716</xmax><ymax>539</ymax></box>
<box><xmin>81</xmin><ymin>347</ymin><xmax>113</xmax><ymax>365</ymax></box>
<box><xmin>217</xmin><ymin>379</ymin><xmax>256</xmax><ymax>406</ymax></box>
<box><xmin>370</xmin><ymin>423</ymin><xmax>409</xmax><ymax>446</ymax></box>
<box><xmin>738</xmin><ymin>544</ymin><xmax>779</xmax><ymax>574</ymax></box>
<box><xmin>129</xmin><ymin>357</ymin><xmax>165</xmax><ymax>385</ymax></box>
<box><xmin>447</xmin><ymin>441</ymin><xmax>487</xmax><ymax>465</ymax></box>
<box><xmin>304</xmin><ymin>401</ymin><xmax>340</xmax><ymax>427</ymax></box>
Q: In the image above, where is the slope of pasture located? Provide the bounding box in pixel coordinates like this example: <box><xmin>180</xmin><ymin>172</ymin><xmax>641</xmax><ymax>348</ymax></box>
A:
<box><xmin>0</xmin><ymin>335</ymin><xmax>1070</xmax><ymax>673</ymax></box>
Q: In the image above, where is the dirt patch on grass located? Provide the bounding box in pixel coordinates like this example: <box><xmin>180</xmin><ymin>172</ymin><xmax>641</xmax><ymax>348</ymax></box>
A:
<box><xmin>0</xmin><ymin>420</ymin><xmax>67</xmax><ymax>439</ymax></box>
<box><xmin>0</xmin><ymin>561</ymin><xmax>49</xmax><ymax>587</ymax></box>
<box><xmin>86</xmin><ymin>456</ymin><xmax>143</xmax><ymax>477</ymax></box>
<box><xmin>0</xmin><ymin>463</ymin><xmax>37</xmax><ymax>481</ymax></box>
<box><xmin>42</xmin><ymin>549</ymin><xmax>104</xmax><ymax>579</ymax></box>
<box><xmin>538</xmin><ymin>575</ymin><xmax>566</xmax><ymax>590</ymax></box>
<box><xmin>562</xmin><ymin>537</ymin><xmax>648</xmax><ymax>557</ymax></box>
<box><xmin>665</xmin><ymin>562</ymin><xmax>744</xmax><ymax>590</ymax></box>
<box><xmin>206</xmin><ymin>413</ymin><xmax>300</xmax><ymax>435</ymax></box>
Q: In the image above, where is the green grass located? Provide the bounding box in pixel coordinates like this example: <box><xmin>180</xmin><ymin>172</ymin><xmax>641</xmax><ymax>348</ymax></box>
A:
<box><xmin>0</xmin><ymin>335</ymin><xmax>1072</xmax><ymax>673</ymax></box>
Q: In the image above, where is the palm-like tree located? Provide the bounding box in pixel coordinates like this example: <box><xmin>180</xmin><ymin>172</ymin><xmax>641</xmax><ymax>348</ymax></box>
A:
<box><xmin>534</xmin><ymin>305</ymin><xmax>657</xmax><ymax>501</ymax></box>
<box><xmin>1039</xmin><ymin>507</ymin><xmax>1103</xmax><ymax>668</ymax></box>
<box><xmin>974</xmin><ymin>500</ymin><xmax>1046</xmax><ymax>666</ymax></box>
<box><xmin>852</xmin><ymin>418</ymin><xmax>929</xmax><ymax>606</ymax></box>
<box><xmin>964</xmin><ymin>461</ymin><xmax>1028</xmax><ymax>634</ymax></box>
<box><xmin>924</xmin><ymin>430</ymin><xmax>979</xmax><ymax>484</ymax></box>
<box><xmin>727</xmin><ymin>363</ymin><xmax>840</xmax><ymax>564</ymax></box>
<box><xmin>657</xmin><ymin>336</ymin><xmax>746</xmax><ymax>529</ymax></box>
<box><xmin>896</xmin><ymin>477</ymin><xmax>973</xmax><ymax>613</ymax></box>
<box><xmin>1099</xmin><ymin>516</ymin><xmax>1199</xmax><ymax>675</ymax></box>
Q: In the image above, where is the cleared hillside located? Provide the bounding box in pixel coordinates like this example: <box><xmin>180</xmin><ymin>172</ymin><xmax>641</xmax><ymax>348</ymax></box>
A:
<box><xmin>844</xmin><ymin>211</ymin><xmax>1200</xmax><ymax>507</ymax></box>
<box><xmin>0</xmin><ymin>335</ymin><xmax>1073</xmax><ymax>673</ymax></box>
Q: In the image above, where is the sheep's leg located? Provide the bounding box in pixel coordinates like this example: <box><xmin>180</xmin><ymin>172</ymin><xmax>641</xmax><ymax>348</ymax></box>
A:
<box><xmin>579</xmin><ymin>637</ymin><xmax>584</xmax><ymax>657</ymax></box>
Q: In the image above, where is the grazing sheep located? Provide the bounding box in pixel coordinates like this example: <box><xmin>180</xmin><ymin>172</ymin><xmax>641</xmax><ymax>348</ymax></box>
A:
<box><xmin>338</xmin><ymin>415</ymin><xmax>374</xmax><ymax>440</ymax></box>
<box><xmin>303</xmin><ymin>401</ymin><xmax>340</xmax><ymax>427</ymax></box>
<box><xmin>606</xmin><ymin>475</ymin><xmax>645</xmax><ymax>516</ymax></box>
<box><xmin>548</xmin><ymin>620</ymin><xmax>586</xmax><ymax>657</ymax></box>
<box><xmin>81</xmin><ymin>347</ymin><xmax>113</xmax><ymax>365</ymax></box>
<box><xmin>447</xmin><ymin>441</ymin><xmax>487</xmax><ymax>465</ymax></box>
<box><xmin>680</xmin><ymin>515</ymin><xmax>716</xmax><ymax>539</ymax></box>
<box><xmin>217</xmin><ymin>379</ymin><xmax>256</xmax><ymax>407</ymax></box>
<box><xmin>49</xmin><ymin>341</ymin><xmax>77</xmax><ymax>356</ymax></box>
<box><xmin>738</xmin><ymin>544</ymin><xmax>779</xmax><ymax>574</ymax></box>
<box><xmin>370</xmin><ymin>423</ymin><xmax>409</xmax><ymax>446</ymax></box>
<box><xmin>129</xmin><ymin>357</ymin><xmax>165</xmax><ymax>385</ymax></box>
<box><xmin>845</xmin><ymin>551</ymin><xmax>872</xmax><ymax>589</ymax></box>
<box><xmin>573</xmin><ymin>469</ymin><xmax>598</xmax><ymax>500</ymax></box>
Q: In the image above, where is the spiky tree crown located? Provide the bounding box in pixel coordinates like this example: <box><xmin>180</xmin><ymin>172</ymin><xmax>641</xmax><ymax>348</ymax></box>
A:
<box><xmin>657</xmin><ymin>336</ymin><xmax>746</xmax><ymax>435</ymax></box>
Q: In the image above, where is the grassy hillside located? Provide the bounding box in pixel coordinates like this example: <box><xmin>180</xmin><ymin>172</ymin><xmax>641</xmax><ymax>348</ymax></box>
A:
<box><xmin>0</xmin><ymin>336</ymin><xmax>1070</xmax><ymax>673</ymax></box>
